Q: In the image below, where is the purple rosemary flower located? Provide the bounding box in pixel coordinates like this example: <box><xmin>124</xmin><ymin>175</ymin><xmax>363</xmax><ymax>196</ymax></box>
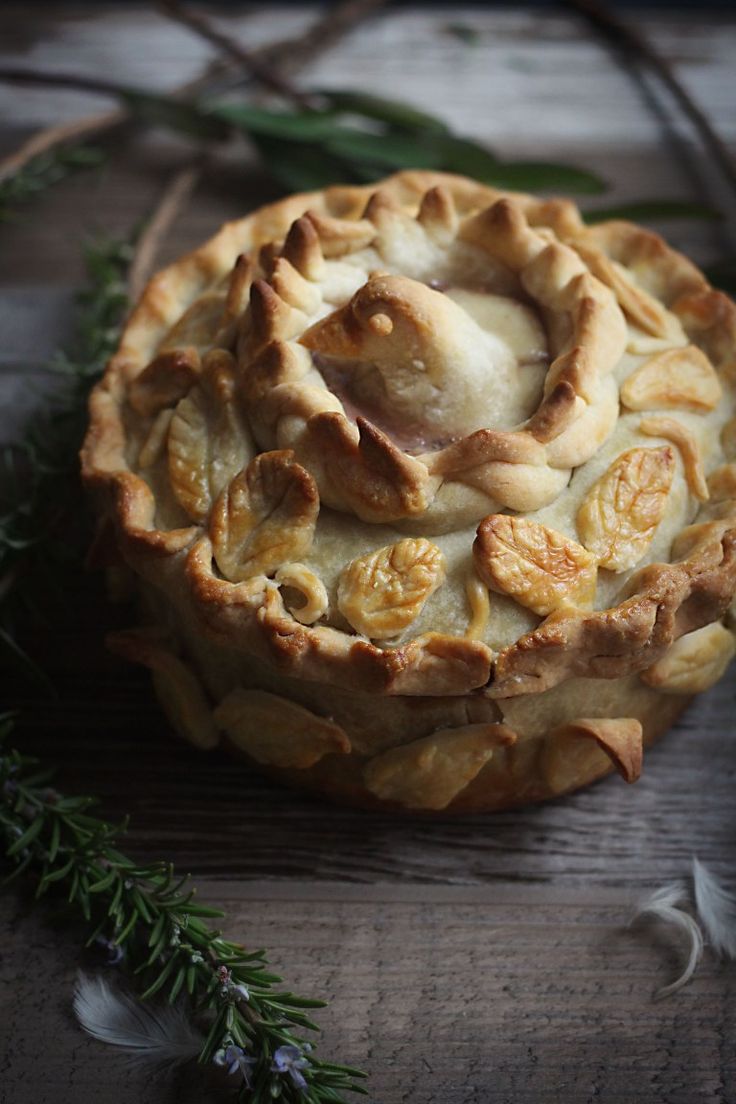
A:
<box><xmin>272</xmin><ymin>1044</ymin><xmax>310</xmax><ymax>1092</ymax></box>
<box><xmin>233</xmin><ymin>982</ymin><xmax>250</xmax><ymax>1003</ymax></box>
<box><xmin>214</xmin><ymin>1044</ymin><xmax>256</xmax><ymax>1086</ymax></box>
<box><xmin>94</xmin><ymin>935</ymin><xmax>124</xmax><ymax>965</ymax></box>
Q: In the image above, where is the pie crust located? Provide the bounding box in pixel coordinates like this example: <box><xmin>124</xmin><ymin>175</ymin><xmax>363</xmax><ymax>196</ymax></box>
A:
<box><xmin>82</xmin><ymin>170</ymin><xmax>736</xmax><ymax>812</ymax></box>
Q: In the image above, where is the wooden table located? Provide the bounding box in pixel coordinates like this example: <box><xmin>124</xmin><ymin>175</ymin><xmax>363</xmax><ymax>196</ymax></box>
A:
<box><xmin>1</xmin><ymin>6</ymin><xmax>735</xmax><ymax>1102</ymax></box>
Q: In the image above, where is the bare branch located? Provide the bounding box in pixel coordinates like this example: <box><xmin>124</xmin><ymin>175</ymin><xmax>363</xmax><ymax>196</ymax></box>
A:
<box><xmin>127</xmin><ymin>162</ymin><xmax>203</xmax><ymax>301</ymax></box>
<box><xmin>0</xmin><ymin>67</ymin><xmax>135</xmax><ymax>99</ymax></box>
<box><xmin>201</xmin><ymin>0</ymin><xmax>391</xmax><ymax>83</ymax></box>
<box><xmin>567</xmin><ymin>0</ymin><xmax>736</xmax><ymax>200</ymax></box>
<box><xmin>159</xmin><ymin>0</ymin><xmax>316</xmax><ymax>108</ymax></box>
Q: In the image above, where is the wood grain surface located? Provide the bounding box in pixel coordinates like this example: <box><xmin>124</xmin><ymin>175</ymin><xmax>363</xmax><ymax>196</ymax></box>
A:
<box><xmin>1</xmin><ymin>6</ymin><xmax>736</xmax><ymax>1104</ymax></box>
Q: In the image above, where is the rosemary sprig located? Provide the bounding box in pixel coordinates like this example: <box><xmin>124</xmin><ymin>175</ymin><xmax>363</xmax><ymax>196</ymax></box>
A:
<box><xmin>0</xmin><ymin>717</ymin><xmax>367</xmax><ymax>1101</ymax></box>
<box><xmin>0</xmin><ymin>144</ymin><xmax>105</xmax><ymax>222</ymax></box>
<box><xmin>0</xmin><ymin>234</ymin><xmax>130</xmax><ymax>674</ymax></box>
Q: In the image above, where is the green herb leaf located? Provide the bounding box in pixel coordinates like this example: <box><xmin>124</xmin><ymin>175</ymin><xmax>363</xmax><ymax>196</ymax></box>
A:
<box><xmin>443</xmin><ymin>22</ymin><xmax>481</xmax><ymax>46</ymax></box>
<box><xmin>0</xmin><ymin>146</ymin><xmax>106</xmax><ymax>223</ymax></box>
<box><xmin>7</xmin><ymin>813</ymin><xmax>44</xmax><ymax>856</ymax></box>
<box><xmin>120</xmin><ymin>91</ymin><xmax>229</xmax><ymax>141</ymax></box>
<box><xmin>210</xmin><ymin>102</ymin><xmax>340</xmax><ymax>141</ymax></box>
<box><xmin>584</xmin><ymin>199</ymin><xmax>722</xmax><ymax>223</ymax></box>
<box><xmin>705</xmin><ymin>257</ymin><xmax>736</xmax><ymax>295</ymax></box>
<box><xmin>251</xmin><ymin>135</ymin><xmax>351</xmax><ymax>192</ymax></box>
<box><xmin>0</xmin><ymin>625</ymin><xmax>57</xmax><ymax>697</ymax></box>
<box><xmin>316</xmin><ymin>89</ymin><xmax>449</xmax><ymax>133</ymax></box>
<box><xmin>324</xmin><ymin>128</ymin><xmax>444</xmax><ymax>170</ymax></box>
<box><xmin>439</xmin><ymin>136</ymin><xmax>606</xmax><ymax>194</ymax></box>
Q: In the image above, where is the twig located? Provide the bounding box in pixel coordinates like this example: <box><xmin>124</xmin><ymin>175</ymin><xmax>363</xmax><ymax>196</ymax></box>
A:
<box><xmin>0</xmin><ymin>0</ymin><xmax>389</xmax><ymax>185</ymax></box>
<box><xmin>159</xmin><ymin>0</ymin><xmax>317</xmax><ymax>109</ymax></box>
<box><xmin>205</xmin><ymin>0</ymin><xmax>391</xmax><ymax>82</ymax></box>
<box><xmin>127</xmin><ymin>161</ymin><xmax>203</xmax><ymax>301</ymax></box>
<box><xmin>566</xmin><ymin>0</ymin><xmax>736</xmax><ymax>201</ymax></box>
<box><xmin>0</xmin><ymin>68</ymin><xmax>138</xmax><ymax>100</ymax></box>
<box><xmin>0</xmin><ymin>111</ymin><xmax>123</xmax><ymax>184</ymax></box>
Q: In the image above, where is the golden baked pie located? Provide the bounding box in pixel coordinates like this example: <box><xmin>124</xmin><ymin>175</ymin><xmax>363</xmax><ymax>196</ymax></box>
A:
<box><xmin>82</xmin><ymin>170</ymin><xmax>736</xmax><ymax>812</ymax></box>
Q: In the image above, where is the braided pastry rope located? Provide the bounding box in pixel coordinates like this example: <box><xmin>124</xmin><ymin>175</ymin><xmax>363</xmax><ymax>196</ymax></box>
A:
<box><xmin>234</xmin><ymin>188</ymin><xmax>627</xmax><ymax>527</ymax></box>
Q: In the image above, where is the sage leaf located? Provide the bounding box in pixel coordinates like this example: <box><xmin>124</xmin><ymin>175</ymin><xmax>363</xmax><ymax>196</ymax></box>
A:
<box><xmin>585</xmin><ymin>199</ymin><xmax>722</xmax><ymax>223</ymax></box>
<box><xmin>438</xmin><ymin>136</ymin><xmax>606</xmax><ymax>193</ymax></box>
<box><xmin>324</xmin><ymin>128</ymin><xmax>444</xmax><ymax>170</ymax></box>
<box><xmin>429</xmin><ymin>134</ymin><xmax>499</xmax><ymax>177</ymax></box>
<box><xmin>252</xmin><ymin>136</ymin><xmax>351</xmax><ymax>191</ymax></box>
<box><xmin>211</xmin><ymin>102</ymin><xmax>339</xmax><ymax>141</ymax></box>
<box><xmin>120</xmin><ymin>91</ymin><xmax>229</xmax><ymax>141</ymax></box>
<box><xmin>317</xmin><ymin>88</ymin><xmax>449</xmax><ymax>133</ymax></box>
<box><xmin>482</xmin><ymin>160</ymin><xmax>607</xmax><ymax>194</ymax></box>
<box><xmin>705</xmin><ymin>257</ymin><xmax>736</xmax><ymax>295</ymax></box>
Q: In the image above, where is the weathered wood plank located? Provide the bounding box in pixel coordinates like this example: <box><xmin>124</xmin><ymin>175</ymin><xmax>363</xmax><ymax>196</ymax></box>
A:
<box><xmin>1</xmin><ymin>883</ymin><xmax>734</xmax><ymax>1104</ymax></box>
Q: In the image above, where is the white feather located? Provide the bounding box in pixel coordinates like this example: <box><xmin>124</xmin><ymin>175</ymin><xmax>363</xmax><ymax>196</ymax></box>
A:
<box><xmin>692</xmin><ymin>857</ymin><xmax>736</xmax><ymax>959</ymax></box>
<box><xmin>632</xmin><ymin>881</ymin><xmax>703</xmax><ymax>999</ymax></box>
<box><xmin>73</xmin><ymin>973</ymin><xmax>203</xmax><ymax>1068</ymax></box>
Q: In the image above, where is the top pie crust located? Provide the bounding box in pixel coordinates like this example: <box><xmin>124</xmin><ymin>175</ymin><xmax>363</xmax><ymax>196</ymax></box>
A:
<box><xmin>82</xmin><ymin>170</ymin><xmax>736</xmax><ymax>702</ymax></box>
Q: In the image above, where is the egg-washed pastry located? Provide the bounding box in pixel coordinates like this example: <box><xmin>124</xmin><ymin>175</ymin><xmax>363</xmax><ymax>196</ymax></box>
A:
<box><xmin>82</xmin><ymin>171</ymin><xmax>736</xmax><ymax>812</ymax></box>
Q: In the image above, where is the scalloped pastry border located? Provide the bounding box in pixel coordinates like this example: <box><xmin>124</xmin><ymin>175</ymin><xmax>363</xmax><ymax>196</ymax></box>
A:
<box><xmin>81</xmin><ymin>170</ymin><xmax>736</xmax><ymax>699</ymax></box>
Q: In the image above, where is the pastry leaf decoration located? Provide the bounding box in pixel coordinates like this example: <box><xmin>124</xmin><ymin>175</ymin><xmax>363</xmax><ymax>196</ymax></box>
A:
<box><xmin>620</xmin><ymin>347</ymin><xmax>722</xmax><ymax>414</ymax></box>
<box><xmin>474</xmin><ymin>515</ymin><xmax>598</xmax><ymax>616</ymax></box>
<box><xmin>576</xmin><ymin>446</ymin><xmax>675</xmax><ymax>572</ymax></box>
<box><xmin>337</xmin><ymin>538</ymin><xmax>446</xmax><ymax>639</ymax></box>
<box><xmin>211</xmin><ymin>451</ymin><xmax>319</xmax><ymax>582</ymax></box>
<box><xmin>167</xmin><ymin>351</ymin><xmax>251</xmax><ymax>524</ymax></box>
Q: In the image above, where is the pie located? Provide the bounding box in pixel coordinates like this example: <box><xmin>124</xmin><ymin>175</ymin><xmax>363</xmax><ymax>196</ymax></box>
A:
<box><xmin>82</xmin><ymin>170</ymin><xmax>736</xmax><ymax>812</ymax></box>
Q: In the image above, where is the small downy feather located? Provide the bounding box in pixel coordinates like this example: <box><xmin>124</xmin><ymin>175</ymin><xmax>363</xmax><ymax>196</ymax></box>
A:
<box><xmin>632</xmin><ymin>881</ymin><xmax>703</xmax><ymax>1000</ymax></box>
<box><xmin>692</xmin><ymin>856</ymin><xmax>736</xmax><ymax>959</ymax></box>
<box><xmin>73</xmin><ymin>973</ymin><xmax>203</xmax><ymax>1068</ymax></box>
